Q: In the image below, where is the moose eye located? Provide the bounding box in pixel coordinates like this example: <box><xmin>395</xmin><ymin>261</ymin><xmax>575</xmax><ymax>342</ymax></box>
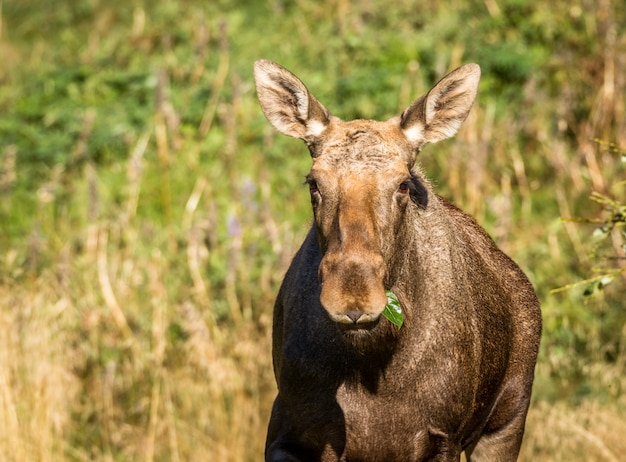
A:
<box><xmin>308</xmin><ymin>180</ymin><xmax>319</xmax><ymax>194</ymax></box>
<box><xmin>397</xmin><ymin>181</ymin><xmax>410</xmax><ymax>195</ymax></box>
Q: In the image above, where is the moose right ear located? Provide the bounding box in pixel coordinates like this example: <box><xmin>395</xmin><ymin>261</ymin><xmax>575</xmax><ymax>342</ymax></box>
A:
<box><xmin>400</xmin><ymin>63</ymin><xmax>480</xmax><ymax>149</ymax></box>
<box><xmin>254</xmin><ymin>60</ymin><xmax>331</xmax><ymax>142</ymax></box>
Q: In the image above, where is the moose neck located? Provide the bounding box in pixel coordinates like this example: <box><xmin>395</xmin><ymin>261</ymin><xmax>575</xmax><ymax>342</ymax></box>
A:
<box><xmin>385</xmin><ymin>190</ymin><xmax>464</xmax><ymax>325</ymax></box>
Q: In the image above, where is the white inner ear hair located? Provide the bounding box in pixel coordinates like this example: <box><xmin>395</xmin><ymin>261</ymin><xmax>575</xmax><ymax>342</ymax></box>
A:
<box><xmin>403</xmin><ymin>125</ymin><xmax>424</xmax><ymax>143</ymax></box>
<box><xmin>307</xmin><ymin>119</ymin><xmax>327</xmax><ymax>137</ymax></box>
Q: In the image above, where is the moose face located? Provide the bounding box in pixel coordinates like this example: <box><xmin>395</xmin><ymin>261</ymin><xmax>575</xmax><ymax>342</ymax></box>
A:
<box><xmin>306</xmin><ymin>120</ymin><xmax>419</xmax><ymax>328</ymax></box>
<box><xmin>254</xmin><ymin>59</ymin><xmax>480</xmax><ymax>330</ymax></box>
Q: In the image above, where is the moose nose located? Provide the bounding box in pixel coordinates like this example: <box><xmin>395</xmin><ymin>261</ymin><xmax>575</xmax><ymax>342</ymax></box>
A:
<box><xmin>346</xmin><ymin>310</ymin><xmax>363</xmax><ymax>323</ymax></box>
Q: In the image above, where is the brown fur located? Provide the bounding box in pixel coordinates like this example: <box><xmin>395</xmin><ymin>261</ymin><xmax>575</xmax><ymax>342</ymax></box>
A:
<box><xmin>254</xmin><ymin>60</ymin><xmax>541</xmax><ymax>462</ymax></box>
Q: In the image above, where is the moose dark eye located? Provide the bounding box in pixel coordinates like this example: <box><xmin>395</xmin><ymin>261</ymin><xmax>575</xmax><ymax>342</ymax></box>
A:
<box><xmin>308</xmin><ymin>180</ymin><xmax>319</xmax><ymax>194</ymax></box>
<box><xmin>397</xmin><ymin>181</ymin><xmax>410</xmax><ymax>194</ymax></box>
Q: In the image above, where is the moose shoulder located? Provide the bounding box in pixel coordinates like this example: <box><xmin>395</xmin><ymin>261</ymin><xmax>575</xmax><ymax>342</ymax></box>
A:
<box><xmin>254</xmin><ymin>59</ymin><xmax>541</xmax><ymax>462</ymax></box>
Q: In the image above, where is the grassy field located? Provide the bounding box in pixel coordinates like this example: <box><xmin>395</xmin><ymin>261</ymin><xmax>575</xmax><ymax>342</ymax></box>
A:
<box><xmin>1</xmin><ymin>0</ymin><xmax>625</xmax><ymax>460</ymax></box>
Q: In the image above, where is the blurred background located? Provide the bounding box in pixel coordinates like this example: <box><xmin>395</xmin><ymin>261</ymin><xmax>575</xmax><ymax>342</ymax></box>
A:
<box><xmin>1</xmin><ymin>0</ymin><xmax>625</xmax><ymax>460</ymax></box>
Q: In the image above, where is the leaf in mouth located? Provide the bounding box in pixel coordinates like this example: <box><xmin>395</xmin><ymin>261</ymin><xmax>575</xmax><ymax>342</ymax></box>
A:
<box><xmin>383</xmin><ymin>290</ymin><xmax>404</xmax><ymax>328</ymax></box>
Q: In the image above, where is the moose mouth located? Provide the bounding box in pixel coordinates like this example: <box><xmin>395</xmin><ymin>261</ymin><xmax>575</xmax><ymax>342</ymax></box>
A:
<box><xmin>330</xmin><ymin>312</ymin><xmax>381</xmax><ymax>332</ymax></box>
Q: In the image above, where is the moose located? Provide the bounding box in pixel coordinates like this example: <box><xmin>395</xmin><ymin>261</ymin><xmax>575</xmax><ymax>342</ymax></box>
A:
<box><xmin>254</xmin><ymin>59</ymin><xmax>542</xmax><ymax>461</ymax></box>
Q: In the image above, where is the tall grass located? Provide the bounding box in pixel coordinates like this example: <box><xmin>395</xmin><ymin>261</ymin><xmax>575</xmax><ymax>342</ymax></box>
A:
<box><xmin>1</xmin><ymin>0</ymin><xmax>625</xmax><ymax>460</ymax></box>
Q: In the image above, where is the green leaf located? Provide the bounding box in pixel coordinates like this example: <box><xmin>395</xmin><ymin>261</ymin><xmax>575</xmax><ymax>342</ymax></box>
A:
<box><xmin>383</xmin><ymin>290</ymin><xmax>404</xmax><ymax>328</ymax></box>
<box><xmin>583</xmin><ymin>283</ymin><xmax>596</xmax><ymax>297</ymax></box>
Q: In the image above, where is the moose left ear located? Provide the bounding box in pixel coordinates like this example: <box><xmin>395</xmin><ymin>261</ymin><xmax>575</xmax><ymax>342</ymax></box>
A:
<box><xmin>254</xmin><ymin>59</ymin><xmax>331</xmax><ymax>143</ymax></box>
<box><xmin>400</xmin><ymin>63</ymin><xmax>480</xmax><ymax>148</ymax></box>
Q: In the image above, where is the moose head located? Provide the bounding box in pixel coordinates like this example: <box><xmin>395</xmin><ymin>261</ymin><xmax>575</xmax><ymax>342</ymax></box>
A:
<box><xmin>254</xmin><ymin>59</ymin><xmax>480</xmax><ymax>329</ymax></box>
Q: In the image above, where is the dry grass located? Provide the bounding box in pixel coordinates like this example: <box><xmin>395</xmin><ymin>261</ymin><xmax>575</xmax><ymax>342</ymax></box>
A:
<box><xmin>0</xmin><ymin>231</ymin><xmax>276</xmax><ymax>461</ymax></box>
<box><xmin>0</xmin><ymin>279</ymin><xmax>79</xmax><ymax>462</ymax></box>
<box><xmin>521</xmin><ymin>400</ymin><xmax>626</xmax><ymax>462</ymax></box>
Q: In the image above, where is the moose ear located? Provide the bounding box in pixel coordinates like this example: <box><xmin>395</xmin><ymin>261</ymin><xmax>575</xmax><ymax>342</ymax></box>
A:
<box><xmin>400</xmin><ymin>63</ymin><xmax>480</xmax><ymax>148</ymax></box>
<box><xmin>254</xmin><ymin>59</ymin><xmax>331</xmax><ymax>142</ymax></box>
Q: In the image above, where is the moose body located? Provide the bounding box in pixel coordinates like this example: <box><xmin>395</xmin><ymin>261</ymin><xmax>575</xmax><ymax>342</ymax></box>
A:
<box><xmin>254</xmin><ymin>60</ymin><xmax>541</xmax><ymax>462</ymax></box>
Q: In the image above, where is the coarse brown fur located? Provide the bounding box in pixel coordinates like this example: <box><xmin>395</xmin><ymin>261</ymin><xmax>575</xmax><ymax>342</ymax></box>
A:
<box><xmin>254</xmin><ymin>59</ymin><xmax>542</xmax><ymax>462</ymax></box>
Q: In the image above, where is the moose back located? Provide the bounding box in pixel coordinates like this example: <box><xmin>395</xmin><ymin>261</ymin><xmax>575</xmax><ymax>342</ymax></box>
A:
<box><xmin>254</xmin><ymin>59</ymin><xmax>542</xmax><ymax>462</ymax></box>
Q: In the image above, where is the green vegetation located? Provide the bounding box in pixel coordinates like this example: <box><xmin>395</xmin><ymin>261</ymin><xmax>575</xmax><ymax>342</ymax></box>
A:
<box><xmin>384</xmin><ymin>290</ymin><xmax>404</xmax><ymax>328</ymax></box>
<box><xmin>1</xmin><ymin>0</ymin><xmax>625</xmax><ymax>460</ymax></box>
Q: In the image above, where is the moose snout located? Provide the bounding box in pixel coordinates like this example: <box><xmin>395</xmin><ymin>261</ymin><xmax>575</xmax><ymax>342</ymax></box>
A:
<box><xmin>318</xmin><ymin>252</ymin><xmax>388</xmax><ymax>326</ymax></box>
